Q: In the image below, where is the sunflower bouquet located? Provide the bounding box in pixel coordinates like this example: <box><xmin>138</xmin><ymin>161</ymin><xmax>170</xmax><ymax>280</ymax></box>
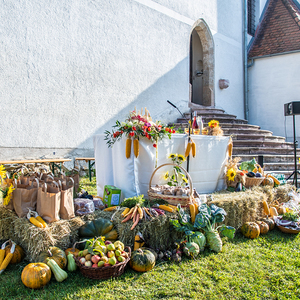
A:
<box><xmin>0</xmin><ymin>165</ymin><xmax>15</xmax><ymax>206</ymax></box>
<box><xmin>225</xmin><ymin>157</ymin><xmax>246</xmax><ymax>190</ymax></box>
<box><xmin>204</xmin><ymin>119</ymin><xmax>223</xmax><ymax>136</ymax></box>
<box><xmin>163</xmin><ymin>153</ymin><xmax>188</xmax><ymax>187</ymax></box>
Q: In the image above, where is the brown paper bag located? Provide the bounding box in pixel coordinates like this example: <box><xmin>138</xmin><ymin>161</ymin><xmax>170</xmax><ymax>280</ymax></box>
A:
<box><xmin>13</xmin><ymin>179</ymin><xmax>39</xmax><ymax>218</ymax></box>
<box><xmin>60</xmin><ymin>178</ymin><xmax>75</xmax><ymax>220</ymax></box>
<box><xmin>37</xmin><ymin>182</ymin><xmax>61</xmax><ymax>223</ymax></box>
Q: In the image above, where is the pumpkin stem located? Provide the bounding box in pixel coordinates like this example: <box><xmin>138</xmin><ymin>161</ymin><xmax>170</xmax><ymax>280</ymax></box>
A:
<box><xmin>48</xmin><ymin>249</ymin><xmax>53</xmax><ymax>257</ymax></box>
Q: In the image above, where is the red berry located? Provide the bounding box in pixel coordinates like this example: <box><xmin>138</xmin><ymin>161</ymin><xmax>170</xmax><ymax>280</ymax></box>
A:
<box><xmin>153</xmin><ymin>144</ymin><xmax>157</xmax><ymax>148</ymax></box>
<box><xmin>172</xmin><ymin>129</ymin><xmax>176</xmax><ymax>133</ymax></box>
<box><xmin>147</xmin><ymin>127</ymin><xmax>151</xmax><ymax>132</ymax></box>
<box><xmin>132</xmin><ymin>126</ymin><xmax>136</xmax><ymax>131</ymax></box>
<box><xmin>120</xmin><ymin>130</ymin><xmax>124</xmax><ymax>134</ymax></box>
<box><xmin>129</xmin><ymin>132</ymin><xmax>135</xmax><ymax>137</ymax></box>
<box><xmin>165</xmin><ymin>127</ymin><xmax>169</xmax><ymax>131</ymax></box>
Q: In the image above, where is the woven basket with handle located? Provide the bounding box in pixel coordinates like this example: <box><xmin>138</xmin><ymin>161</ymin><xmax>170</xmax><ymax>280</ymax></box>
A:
<box><xmin>74</xmin><ymin>246</ymin><xmax>131</xmax><ymax>280</ymax></box>
<box><xmin>147</xmin><ymin>163</ymin><xmax>194</xmax><ymax>207</ymax></box>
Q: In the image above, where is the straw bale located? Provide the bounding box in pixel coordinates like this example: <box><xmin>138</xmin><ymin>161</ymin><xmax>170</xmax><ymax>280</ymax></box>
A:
<box><xmin>272</xmin><ymin>184</ymin><xmax>296</xmax><ymax>204</ymax></box>
<box><xmin>0</xmin><ymin>205</ymin><xmax>18</xmax><ymax>240</ymax></box>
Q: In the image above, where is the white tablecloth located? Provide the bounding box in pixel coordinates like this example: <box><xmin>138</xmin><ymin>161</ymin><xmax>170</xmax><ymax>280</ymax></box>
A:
<box><xmin>93</xmin><ymin>134</ymin><xmax>230</xmax><ymax>200</ymax></box>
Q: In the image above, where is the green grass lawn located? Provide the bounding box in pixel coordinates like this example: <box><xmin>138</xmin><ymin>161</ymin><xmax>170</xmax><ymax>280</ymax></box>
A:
<box><xmin>0</xmin><ymin>178</ymin><xmax>299</xmax><ymax>300</ymax></box>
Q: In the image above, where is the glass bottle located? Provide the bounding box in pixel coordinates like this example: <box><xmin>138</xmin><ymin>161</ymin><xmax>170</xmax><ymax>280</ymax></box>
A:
<box><xmin>197</xmin><ymin>116</ymin><xmax>203</xmax><ymax>135</ymax></box>
<box><xmin>192</xmin><ymin>112</ymin><xmax>200</xmax><ymax>134</ymax></box>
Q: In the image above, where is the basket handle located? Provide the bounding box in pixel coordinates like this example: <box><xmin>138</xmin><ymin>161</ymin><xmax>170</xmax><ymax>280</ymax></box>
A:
<box><xmin>125</xmin><ymin>246</ymin><xmax>131</xmax><ymax>258</ymax></box>
<box><xmin>148</xmin><ymin>163</ymin><xmax>193</xmax><ymax>197</ymax></box>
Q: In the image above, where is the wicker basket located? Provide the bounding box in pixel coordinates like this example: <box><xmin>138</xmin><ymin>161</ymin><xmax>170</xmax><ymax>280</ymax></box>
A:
<box><xmin>277</xmin><ymin>225</ymin><xmax>300</xmax><ymax>234</ymax></box>
<box><xmin>147</xmin><ymin>163</ymin><xmax>194</xmax><ymax>207</ymax></box>
<box><xmin>74</xmin><ymin>247</ymin><xmax>131</xmax><ymax>280</ymax></box>
<box><xmin>244</xmin><ymin>176</ymin><xmax>265</xmax><ymax>188</ymax></box>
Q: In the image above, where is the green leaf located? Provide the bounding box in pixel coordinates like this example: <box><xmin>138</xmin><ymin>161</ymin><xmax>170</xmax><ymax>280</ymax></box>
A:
<box><xmin>219</xmin><ymin>225</ymin><xmax>235</xmax><ymax>239</ymax></box>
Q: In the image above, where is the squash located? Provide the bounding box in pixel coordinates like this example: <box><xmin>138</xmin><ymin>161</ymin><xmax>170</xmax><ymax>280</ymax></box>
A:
<box><xmin>46</xmin><ymin>258</ymin><xmax>68</xmax><ymax>282</ymax></box>
<box><xmin>64</xmin><ymin>247</ymin><xmax>80</xmax><ymax>257</ymax></box>
<box><xmin>261</xmin><ymin>217</ymin><xmax>275</xmax><ymax>231</ymax></box>
<box><xmin>262</xmin><ymin>200</ymin><xmax>270</xmax><ymax>216</ymax></box>
<box><xmin>241</xmin><ymin>222</ymin><xmax>260</xmax><ymax>239</ymax></box>
<box><xmin>67</xmin><ymin>252</ymin><xmax>77</xmax><ymax>272</ymax></box>
<box><xmin>269</xmin><ymin>207</ymin><xmax>278</xmax><ymax>217</ymax></box>
<box><xmin>277</xmin><ymin>206</ymin><xmax>286</xmax><ymax>215</ymax></box>
<box><xmin>256</xmin><ymin>221</ymin><xmax>269</xmax><ymax>235</ymax></box>
<box><xmin>5</xmin><ymin>244</ymin><xmax>25</xmax><ymax>264</ymax></box>
<box><xmin>21</xmin><ymin>263</ymin><xmax>51</xmax><ymax>289</ymax></box>
<box><xmin>38</xmin><ymin>247</ymin><xmax>67</xmax><ymax>270</ymax></box>
<box><xmin>78</xmin><ymin>218</ymin><xmax>118</xmax><ymax>241</ymax></box>
<box><xmin>129</xmin><ymin>248</ymin><xmax>156</xmax><ymax>272</ymax></box>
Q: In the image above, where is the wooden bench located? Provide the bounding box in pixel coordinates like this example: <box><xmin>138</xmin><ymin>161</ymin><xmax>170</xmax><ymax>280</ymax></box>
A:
<box><xmin>75</xmin><ymin>157</ymin><xmax>95</xmax><ymax>181</ymax></box>
<box><xmin>0</xmin><ymin>159</ymin><xmax>72</xmax><ymax>175</ymax></box>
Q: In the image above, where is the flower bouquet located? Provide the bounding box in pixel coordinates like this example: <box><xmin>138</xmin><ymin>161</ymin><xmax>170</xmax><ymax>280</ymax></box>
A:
<box><xmin>203</xmin><ymin>119</ymin><xmax>223</xmax><ymax>136</ymax></box>
<box><xmin>104</xmin><ymin>108</ymin><xmax>175</xmax><ymax>158</ymax></box>
<box><xmin>0</xmin><ymin>165</ymin><xmax>15</xmax><ymax>206</ymax></box>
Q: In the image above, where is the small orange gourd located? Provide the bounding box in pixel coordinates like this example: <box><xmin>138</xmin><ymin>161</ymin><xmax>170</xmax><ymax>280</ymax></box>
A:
<box><xmin>5</xmin><ymin>244</ymin><xmax>25</xmax><ymax>264</ymax></box>
<box><xmin>256</xmin><ymin>221</ymin><xmax>269</xmax><ymax>235</ymax></box>
<box><xmin>241</xmin><ymin>222</ymin><xmax>260</xmax><ymax>239</ymax></box>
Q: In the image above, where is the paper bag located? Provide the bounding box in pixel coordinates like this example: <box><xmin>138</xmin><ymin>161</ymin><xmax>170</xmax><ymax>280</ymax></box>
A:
<box><xmin>13</xmin><ymin>179</ymin><xmax>39</xmax><ymax>218</ymax></box>
<box><xmin>60</xmin><ymin>178</ymin><xmax>75</xmax><ymax>220</ymax></box>
<box><xmin>37</xmin><ymin>182</ymin><xmax>61</xmax><ymax>223</ymax></box>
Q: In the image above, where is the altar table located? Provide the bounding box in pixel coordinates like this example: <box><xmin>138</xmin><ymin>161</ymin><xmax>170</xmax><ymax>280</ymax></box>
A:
<box><xmin>93</xmin><ymin>134</ymin><xmax>230</xmax><ymax>200</ymax></box>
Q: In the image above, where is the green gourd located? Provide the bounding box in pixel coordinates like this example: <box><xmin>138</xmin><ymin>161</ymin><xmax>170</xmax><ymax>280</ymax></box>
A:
<box><xmin>47</xmin><ymin>258</ymin><xmax>68</xmax><ymax>282</ymax></box>
<box><xmin>67</xmin><ymin>252</ymin><xmax>77</xmax><ymax>272</ymax></box>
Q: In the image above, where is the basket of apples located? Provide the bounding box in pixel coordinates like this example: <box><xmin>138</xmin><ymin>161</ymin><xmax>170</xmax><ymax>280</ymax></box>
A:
<box><xmin>74</xmin><ymin>238</ymin><xmax>131</xmax><ymax>280</ymax></box>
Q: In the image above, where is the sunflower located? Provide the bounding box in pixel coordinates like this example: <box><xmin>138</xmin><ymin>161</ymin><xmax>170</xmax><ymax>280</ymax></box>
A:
<box><xmin>208</xmin><ymin>119</ymin><xmax>219</xmax><ymax>128</ymax></box>
<box><xmin>182</xmin><ymin>176</ymin><xmax>188</xmax><ymax>184</ymax></box>
<box><xmin>3</xmin><ymin>184</ymin><xmax>14</xmax><ymax>205</ymax></box>
<box><xmin>177</xmin><ymin>154</ymin><xmax>186</xmax><ymax>162</ymax></box>
<box><xmin>163</xmin><ymin>171</ymin><xmax>169</xmax><ymax>180</ymax></box>
<box><xmin>226</xmin><ymin>168</ymin><xmax>236</xmax><ymax>181</ymax></box>
<box><xmin>168</xmin><ymin>153</ymin><xmax>177</xmax><ymax>159</ymax></box>
<box><xmin>0</xmin><ymin>165</ymin><xmax>6</xmax><ymax>179</ymax></box>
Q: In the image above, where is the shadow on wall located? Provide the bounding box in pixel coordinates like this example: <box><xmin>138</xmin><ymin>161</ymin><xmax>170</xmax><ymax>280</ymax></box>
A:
<box><xmin>67</xmin><ymin>56</ymin><xmax>190</xmax><ymax>160</ymax></box>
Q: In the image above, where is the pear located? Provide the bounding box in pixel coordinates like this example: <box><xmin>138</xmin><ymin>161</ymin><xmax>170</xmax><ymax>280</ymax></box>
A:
<box><xmin>107</xmin><ymin>243</ymin><xmax>115</xmax><ymax>251</ymax></box>
<box><xmin>98</xmin><ymin>261</ymin><xmax>105</xmax><ymax>267</ymax></box>
<box><xmin>109</xmin><ymin>256</ymin><xmax>117</xmax><ymax>266</ymax></box>
<box><xmin>107</xmin><ymin>250</ymin><xmax>115</xmax><ymax>258</ymax></box>
<box><xmin>100</xmin><ymin>256</ymin><xmax>108</xmax><ymax>263</ymax></box>
<box><xmin>115</xmin><ymin>250</ymin><xmax>121</xmax><ymax>257</ymax></box>
<box><xmin>117</xmin><ymin>255</ymin><xmax>125</xmax><ymax>262</ymax></box>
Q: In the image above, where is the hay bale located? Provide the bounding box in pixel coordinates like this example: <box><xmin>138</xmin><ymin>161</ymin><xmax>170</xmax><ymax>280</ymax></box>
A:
<box><xmin>273</xmin><ymin>184</ymin><xmax>296</xmax><ymax>204</ymax></box>
<box><xmin>0</xmin><ymin>205</ymin><xmax>18</xmax><ymax>240</ymax></box>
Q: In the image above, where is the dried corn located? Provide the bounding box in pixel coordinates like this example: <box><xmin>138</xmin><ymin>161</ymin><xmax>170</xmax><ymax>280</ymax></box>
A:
<box><xmin>158</xmin><ymin>205</ymin><xmax>173</xmax><ymax>213</ymax></box>
<box><xmin>133</xmin><ymin>139</ymin><xmax>139</xmax><ymax>158</ymax></box>
<box><xmin>191</xmin><ymin>140</ymin><xmax>196</xmax><ymax>157</ymax></box>
<box><xmin>228</xmin><ymin>137</ymin><xmax>233</xmax><ymax>157</ymax></box>
<box><xmin>185</xmin><ymin>141</ymin><xmax>192</xmax><ymax>157</ymax></box>
<box><xmin>27</xmin><ymin>209</ymin><xmax>44</xmax><ymax>228</ymax></box>
<box><xmin>121</xmin><ymin>207</ymin><xmax>130</xmax><ymax>217</ymax></box>
<box><xmin>190</xmin><ymin>204</ymin><xmax>196</xmax><ymax>224</ymax></box>
<box><xmin>0</xmin><ymin>241</ymin><xmax>9</xmax><ymax>266</ymax></box>
<box><xmin>125</xmin><ymin>138</ymin><xmax>132</xmax><ymax>159</ymax></box>
<box><xmin>0</xmin><ymin>241</ymin><xmax>15</xmax><ymax>274</ymax></box>
<box><xmin>104</xmin><ymin>206</ymin><xmax>118</xmax><ymax>211</ymax></box>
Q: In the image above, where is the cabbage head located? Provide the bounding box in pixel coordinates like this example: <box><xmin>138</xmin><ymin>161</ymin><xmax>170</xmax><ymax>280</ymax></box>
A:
<box><xmin>183</xmin><ymin>242</ymin><xmax>200</xmax><ymax>258</ymax></box>
<box><xmin>189</xmin><ymin>231</ymin><xmax>206</xmax><ymax>252</ymax></box>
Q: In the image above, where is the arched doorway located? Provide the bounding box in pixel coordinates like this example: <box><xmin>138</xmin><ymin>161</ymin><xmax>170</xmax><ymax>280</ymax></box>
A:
<box><xmin>189</xmin><ymin>19</ymin><xmax>215</xmax><ymax>107</ymax></box>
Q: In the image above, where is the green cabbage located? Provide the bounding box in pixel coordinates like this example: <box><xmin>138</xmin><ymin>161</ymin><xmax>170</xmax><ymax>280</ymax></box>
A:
<box><xmin>183</xmin><ymin>242</ymin><xmax>200</xmax><ymax>258</ymax></box>
<box><xmin>189</xmin><ymin>231</ymin><xmax>206</xmax><ymax>252</ymax></box>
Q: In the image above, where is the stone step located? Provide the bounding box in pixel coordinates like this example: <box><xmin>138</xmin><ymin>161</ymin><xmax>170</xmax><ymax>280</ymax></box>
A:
<box><xmin>263</xmin><ymin>162</ymin><xmax>300</xmax><ymax>171</ymax></box>
<box><xmin>177</xmin><ymin>116</ymin><xmax>248</xmax><ymax>124</ymax></box>
<box><xmin>183</xmin><ymin>111</ymin><xmax>237</xmax><ymax>119</ymax></box>
<box><xmin>232</xmin><ymin>146</ymin><xmax>297</xmax><ymax>155</ymax></box>
<box><xmin>232</xmin><ymin>140</ymin><xmax>294</xmax><ymax>148</ymax></box>
<box><xmin>222</xmin><ymin>128</ymin><xmax>273</xmax><ymax>136</ymax></box>
<box><xmin>171</xmin><ymin>122</ymin><xmax>261</xmax><ymax>131</ymax></box>
<box><xmin>232</xmin><ymin>154</ymin><xmax>299</xmax><ymax>163</ymax></box>
<box><xmin>186</xmin><ymin>107</ymin><xmax>225</xmax><ymax>114</ymax></box>
<box><xmin>231</xmin><ymin>134</ymin><xmax>286</xmax><ymax>142</ymax></box>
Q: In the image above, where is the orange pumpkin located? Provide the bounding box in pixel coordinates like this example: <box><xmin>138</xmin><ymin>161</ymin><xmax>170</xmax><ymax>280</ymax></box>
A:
<box><xmin>38</xmin><ymin>247</ymin><xmax>67</xmax><ymax>269</ymax></box>
<box><xmin>64</xmin><ymin>247</ymin><xmax>80</xmax><ymax>257</ymax></box>
<box><xmin>21</xmin><ymin>263</ymin><xmax>51</xmax><ymax>289</ymax></box>
<box><xmin>5</xmin><ymin>244</ymin><xmax>25</xmax><ymax>264</ymax></box>
<box><xmin>256</xmin><ymin>221</ymin><xmax>269</xmax><ymax>235</ymax></box>
<box><xmin>241</xmin><ymin>222</ymin><xmax>260</xmax><ymax>239</ymax></box>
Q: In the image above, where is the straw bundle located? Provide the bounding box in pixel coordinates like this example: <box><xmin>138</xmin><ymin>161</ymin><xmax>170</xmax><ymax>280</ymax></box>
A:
<box><xmin>0</xmin><ymin>206</ymin><xmax>18</xmax><ymax>240</ymax></box>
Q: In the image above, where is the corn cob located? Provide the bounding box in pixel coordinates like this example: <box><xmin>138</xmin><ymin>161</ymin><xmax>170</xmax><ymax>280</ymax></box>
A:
<box><xmin>133</xmin><ymin>139</ymin><xmax>139</xmax><ymax>158</ymax></box>
<box><xmin>0</xmin><ymin>241</ymin><xmax>9</xmax><ymax>266</ymax></box>
<box><xmin>191</xmin><ymin>140</ymin><xmax>196</xmax><ymax>157</ymax></box>
<box><xmin>185</xmin><ymin>141</ymin><xmax>192</xmax><ymax>157</ymax></box>
<box><xmin>158</xmin><ymin>205</ymin><xmax>173</xmax><ymax>213</ymax></box>
<box><xmin>190</xmin><ymin>204</ymin><xmax>196</xmax><ymax>224</ymax></box>
<box><xmin>35</xmin><ymin>216</ymin><xmax>48</xmax><ymax>228</ymax></box>
<box><xmin>0</xmin><ymin>241</ymin><xmax>15</xmax><ymax>274</ymax></box>
<box><xmin>228</xmin><ymin>137</ymin><xmax>233</xmax><ymax>157</ymax></box>
<box><xmin>104</xmin><ymin>206</ymin><xmax>118</xmax><ymax>211</ymax></box>
<box><xmin>27</xmin><ymin>209</ymin><xmax>43</xmax><ymax>228</ymax></box>
<box><xmin>121</xmin><ymin>207</ymin><xmax>130</xmax><ymax>217</ymax></box>
<box><xmin>125</xmin><ymin>138</ymin><xmax>132</xmax><ymax>159</ymax></box>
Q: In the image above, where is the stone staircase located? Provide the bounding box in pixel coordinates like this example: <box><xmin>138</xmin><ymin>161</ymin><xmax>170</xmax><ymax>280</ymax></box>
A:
<box><xmin>172</xmin><ymin>107</ymin><xmax>300</xmax><ymax>186</ymax></box>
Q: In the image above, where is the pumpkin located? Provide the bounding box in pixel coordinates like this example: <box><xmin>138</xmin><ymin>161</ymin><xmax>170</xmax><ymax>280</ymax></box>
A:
<box><xmin>261</xmin><ymin>217</ymin><xmax>275</xmax><ymax>230</ymax></box>
<box><xmin>21</xmin><ymin>263</ymin><xmax>51</xmax><ymax>289</ymax></box>
<box><xmin>64</xmin><ymin>247</ymin><xmax>80</xmax><ymax>257</ymax></box>
<box><xmin>277</xmin><ymin>206</ymin><xmax>286</xmax><ymax>215</ymax></box>
<box><xmin>129</xmin><ymin>248</ymin><xmax>156</xmax><ymax>272</ymax></box>
<box><xmin>38</xmin><ymin>247</ymin><xmax>67</xmax><ymax>269</ymax></box>
<box><xmin>241</xmin><ymin>222</ymin><xmax>260</xmax><ymax>239</ymax></box>
<box><xmin>262</xmin><ymin>177</ymin><xmax>274</xmax><ymax>186</ymax></box>
<box><xmin>5</xmin><ymin>244</ymin><xmax>25</xmax><ymax>264</ymax></box>
<box><xmin>78</xmin><ymin>218</ymin><xmax>118</xmax><ymax>241</ymax></box>
<box><xmin>256</xmin><ymin>221</ymin><xmax>269</xmax><ymax>235</ymax></box>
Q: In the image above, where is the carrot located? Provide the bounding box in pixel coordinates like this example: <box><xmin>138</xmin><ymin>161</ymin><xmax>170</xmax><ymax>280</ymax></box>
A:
<box><xmin>124</xmin><ymin>207</ymin><xmax>135</xmax><ymax>218</ymax></box>
<box><xmin>144</xmin><ymin>208</ymin><xmax>153</xmax><ymax>219</ymax></box>
<box><xmin>121</xmin><ymin>213</ymin><xmax>133</xmax><ymax>223</ymax></box>
<box><xmin>131</xmin><ymin>205</ymin><xmax>138</xmax><ymax>220</ymax></box>
<box><xmin>131</xmin><ymin>214</ymin><xmax>140</xmax><ymax>230</ymax></box>
<box><xmin>137</xmin><ymin>206</ymin><xmax>143</xmax><ymax>220</ymax></box>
